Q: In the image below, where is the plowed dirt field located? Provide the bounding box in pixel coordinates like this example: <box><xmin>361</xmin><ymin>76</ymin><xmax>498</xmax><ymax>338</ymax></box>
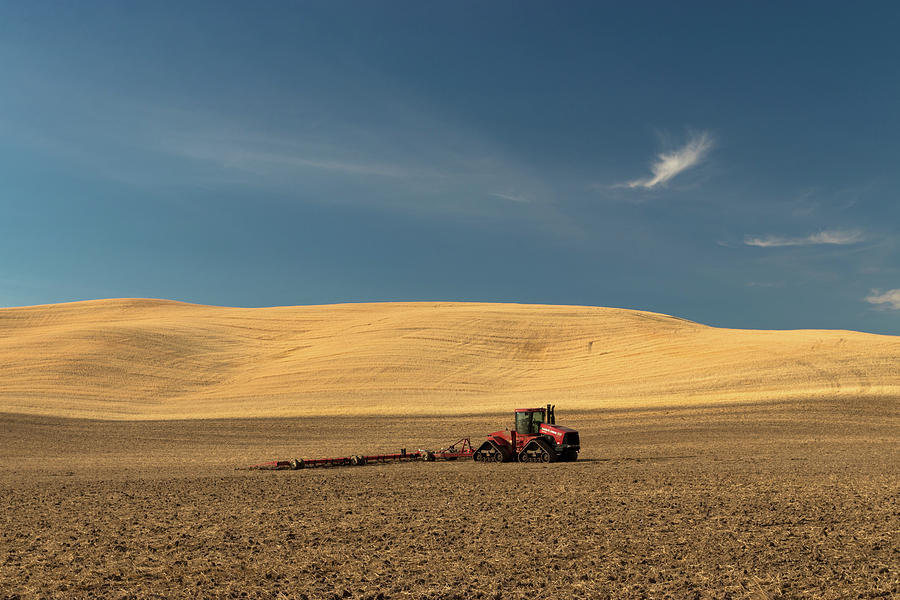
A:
<box><xmin>2</xmin><ymin>400</ymin><xmax>897</xmax><ymax>599</ymax></box>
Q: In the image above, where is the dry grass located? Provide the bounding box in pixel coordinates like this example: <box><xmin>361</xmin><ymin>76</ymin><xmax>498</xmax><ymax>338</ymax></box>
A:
<box><xmin>1</xmin><ymin>298</ymin><xmax>898</xmax><ymax>420</ymax></box>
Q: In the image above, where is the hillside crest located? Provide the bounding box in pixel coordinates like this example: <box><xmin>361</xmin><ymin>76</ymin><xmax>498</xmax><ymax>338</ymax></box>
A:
<box><xmin>1</xmin><ymin>299</ymin><xmax>897</xmax><ymax>420</ymax></box>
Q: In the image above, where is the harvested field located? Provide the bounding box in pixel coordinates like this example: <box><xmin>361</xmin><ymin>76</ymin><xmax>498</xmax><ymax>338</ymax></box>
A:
<box><xmin>2</xmin><ymin>399</ymin><xmax>898</xmax><ymax>599</ymax></box>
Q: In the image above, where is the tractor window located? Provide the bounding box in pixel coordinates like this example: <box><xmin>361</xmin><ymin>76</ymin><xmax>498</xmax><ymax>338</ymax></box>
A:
<box><xmin>531</xmin><ymin>411</ymin><xmax>544</xmax><ymax>433</ymax></box>
<box><xmin>515</xmin><ymin>412</ymin><xmax>531</xmax><ymax>435</ymax></box>
<box><xmin>516</xmin><ymin>410</ymin><xmax>546</xmax><ymax>434</ymax></box>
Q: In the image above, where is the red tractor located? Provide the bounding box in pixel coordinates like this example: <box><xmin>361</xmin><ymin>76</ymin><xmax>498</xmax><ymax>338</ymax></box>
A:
<box><xmin>473</xmin><ymin>404</ymin><xmax>580</xmax><ymax>463</ymax></box>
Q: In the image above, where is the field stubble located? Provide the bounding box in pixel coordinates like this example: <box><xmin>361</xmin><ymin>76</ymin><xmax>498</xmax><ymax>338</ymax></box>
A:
<box><xmin>1</xmin><ymin>400</ymin><xmax>898</xmax><ymax>599</ymax></box>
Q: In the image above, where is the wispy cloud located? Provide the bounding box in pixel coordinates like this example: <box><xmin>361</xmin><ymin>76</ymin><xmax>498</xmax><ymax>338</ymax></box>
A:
<box><xmin>167</xmin><ymin>137</ymin><xmax>417</xmax><ymax>178</ymax></box>
<box><xmin>744</xmin><ymin>229</ymin><xmax>865</xmax><ymax>248</ymax></box>
<box><xmin>490</xmin><ymin>192</ymin><xmax>530</xmax><ymax>203</ymax></box>
<box><xmin>865</xmin><ymin>289</ymin><xmax>900</xmax><ymax>310</ymax></box>
<box><xmin>619</xmin><ymin>131</ymin><xmax>713</xmax><ymax>189</ymax></box>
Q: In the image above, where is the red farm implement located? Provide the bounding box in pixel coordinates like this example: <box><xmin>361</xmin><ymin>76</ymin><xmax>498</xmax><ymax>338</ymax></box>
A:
<box><xmin>244</xmin><ymin>438</ymin><xmax>476</xmax><ymax>470</ymax></box>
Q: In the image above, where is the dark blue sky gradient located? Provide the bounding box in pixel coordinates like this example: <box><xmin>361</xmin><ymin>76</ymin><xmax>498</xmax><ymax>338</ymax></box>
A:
<box><xmin>1</xmin><ymin>2</ymin><xmax>899</xmax><ymax>333</ymax></box>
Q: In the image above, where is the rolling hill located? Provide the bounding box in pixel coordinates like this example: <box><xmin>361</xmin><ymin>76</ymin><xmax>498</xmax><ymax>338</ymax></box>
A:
<box><xmin>0</xmin><ymin>298</ymin><xmax>897</xmax><ymax>420</ymax></box>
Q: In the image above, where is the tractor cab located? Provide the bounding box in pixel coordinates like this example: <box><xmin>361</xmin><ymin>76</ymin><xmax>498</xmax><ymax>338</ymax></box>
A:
<box><xmin>514</xmin><ymin>406</ymin><xmax>555</xmax><ymax>435</ymax></box>
<box><xmin>474</xmin><ymin>404</ymin><xmax>579</xmax><ymax>463</ymax></box>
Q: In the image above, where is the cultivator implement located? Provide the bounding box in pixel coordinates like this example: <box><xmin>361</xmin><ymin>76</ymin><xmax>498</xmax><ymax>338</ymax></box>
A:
<box><xmin>243</xmin><ymin>438</ymin><xmax>475</xmax><ymax>470</ymax></box>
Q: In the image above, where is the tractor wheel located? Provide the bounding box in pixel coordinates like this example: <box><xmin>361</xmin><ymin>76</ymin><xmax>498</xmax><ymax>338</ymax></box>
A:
<box><xmin>521</xmin><ymin>439</ymin><xmax>555</xmax><ymax>463</ymax></box>
<box><xmin>474</xmin><ymin>441</ymin><xmax>504</xmax><ymax>463</ymax></box>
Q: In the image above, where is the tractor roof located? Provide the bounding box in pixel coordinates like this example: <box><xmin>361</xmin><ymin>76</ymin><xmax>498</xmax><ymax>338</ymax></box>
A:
<box><xmin>514</xmin><ymin>407</ymin><xmax>546</xmax><ymax>413</ymax></box>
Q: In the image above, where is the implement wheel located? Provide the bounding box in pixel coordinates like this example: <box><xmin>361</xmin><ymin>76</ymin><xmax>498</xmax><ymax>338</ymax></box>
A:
<box><xmin>289</xmin><ymin>458</ymin><xmax>303</xmax><ymax>470</ymax></box>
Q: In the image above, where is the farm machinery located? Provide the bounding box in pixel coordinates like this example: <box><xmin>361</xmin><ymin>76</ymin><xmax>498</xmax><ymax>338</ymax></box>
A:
<box><xmin>473</xmin><ymin>405</ymin><xmax>580</xmax><ymax>463</ymax></box>
<box><xmin>245</xmin><ymin>404</ymin><xmax>579</xmax><ymax>470</ymax></box>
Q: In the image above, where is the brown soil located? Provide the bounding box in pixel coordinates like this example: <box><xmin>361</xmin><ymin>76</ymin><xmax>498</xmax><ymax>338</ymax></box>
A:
<box><xmin>1</xmin><ymin>400</ymin><xmax>898</xmax><ymax>599</ymax></box>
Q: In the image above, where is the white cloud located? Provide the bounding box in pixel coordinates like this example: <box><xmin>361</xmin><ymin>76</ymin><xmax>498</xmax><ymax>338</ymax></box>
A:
<box><xmin>490</xmin><ymin>192</ymin><xmax>530</xmax><ymax>203</ymax></box>
<box><xmin>621</xmin><ymin>131</ymin><xmax>713</xmax><ymax>189</ymax></box>
<box><xmin>744</xmin><ymin>229</ymin><xmax>865</xmax><ymax>248</ymax></box>
<box><xmin>168</xmin><ymin>138</ymin><xmax>415</xmax><ymax>178</ymax></box>
<box><xmin>865</xmin><ymin>289</ymin><xmax>900</xmax><ymax>310</ymax></box>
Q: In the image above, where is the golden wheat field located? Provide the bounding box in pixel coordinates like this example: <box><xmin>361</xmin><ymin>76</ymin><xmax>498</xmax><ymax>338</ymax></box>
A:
<box><xmin>1</xmin><ymin>299</ymin><xmax>898</xmax><ymax>599</ymax></box>
<box><xmin>1</xmin><ymin>298</ymin><xmax>898</xmax><ymax>420</ymax></box>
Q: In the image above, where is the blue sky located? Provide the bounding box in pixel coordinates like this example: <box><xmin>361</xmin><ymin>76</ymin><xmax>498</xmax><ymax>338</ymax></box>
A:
<box><xmin>2</xmin><ymin>2</ymin><xmax>900</xmax><ymax>334</ymax></box>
